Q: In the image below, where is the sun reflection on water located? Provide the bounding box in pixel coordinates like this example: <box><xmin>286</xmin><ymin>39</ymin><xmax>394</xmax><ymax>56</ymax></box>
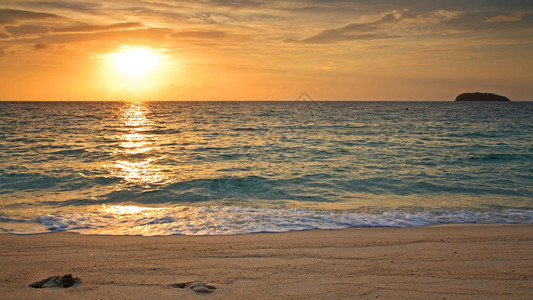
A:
<box><xmin>114</xmin><ymin>103</ymin><xmax>166</xmax><ymax>186</ymax></box>
<box><xmin>102</xmin><ymin>204</ymin><xmax>151</xmax><ymax>215</ymax></box>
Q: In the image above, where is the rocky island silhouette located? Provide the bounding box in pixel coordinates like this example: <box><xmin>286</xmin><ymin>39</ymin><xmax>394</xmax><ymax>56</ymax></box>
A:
<box><xmin>455</xmin><ymin>92</ymin><xmax>510</xmax><ymax>101</ymax></box>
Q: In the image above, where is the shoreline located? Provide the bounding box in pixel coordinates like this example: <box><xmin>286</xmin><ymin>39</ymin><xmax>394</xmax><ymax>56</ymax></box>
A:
<box><xmin>3</xmin><ymin>222</ymin><xmax>532</xmax><ymax>237</ymax></box>
<box><xmin>6</xmin><ymin>205</ymin><xmax>533</xmax><ymax>236</ymax></box>
<box><xmin>1</xmin><ymin>224</ymin><xmax>532</xmax><ymax>299</ymax></box>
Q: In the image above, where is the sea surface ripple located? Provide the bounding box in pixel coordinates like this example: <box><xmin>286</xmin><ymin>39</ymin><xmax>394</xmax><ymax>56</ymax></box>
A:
<box><xmin>0</xmin><ymin>101</ymin><xmax>532</xmax><ymax>235</ymax></box>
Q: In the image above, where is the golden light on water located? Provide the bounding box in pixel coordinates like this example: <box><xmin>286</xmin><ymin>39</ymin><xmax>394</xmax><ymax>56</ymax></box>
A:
<box><xmin>120</xmin><ymin>103</ymin><xmax>153</xmax><ymax>155</ymax></box>
<box><xmin>102</xmin><ymin>205</ymin><xmax>151</xmax><ymax>215</ymax></box>
<box><xmin>123</xmin><ymin>104</ymin><xmax>151</xmax><ymax>127</ymax></box>
<box><xmin>113</xmin><ymin>103</ymin><xmax>166</xmax><ymax>186</ymax></box>
<box><xmin>114</xmin><ymin>158</ymin><xmax>164</xmax><ymax>184</ymax></box>
<box><xmin>120</xmin><ymin>134</ymin><xmax>151</xmax><ymax>154</ymax></box>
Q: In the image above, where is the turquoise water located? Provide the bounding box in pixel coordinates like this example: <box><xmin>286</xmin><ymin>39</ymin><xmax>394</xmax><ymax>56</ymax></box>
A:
<box><xmin>0</xmin><ymin>101</ymin><xmax>532</xmax><ymax>235</ymax></box>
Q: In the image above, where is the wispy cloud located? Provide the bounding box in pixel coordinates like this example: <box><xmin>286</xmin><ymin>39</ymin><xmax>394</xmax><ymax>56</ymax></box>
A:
<box><xmin>0</xmin><ymin>8</ymin><xmax>64</xmax><ymax>25</ymax></box>
<box><xmin>0</xmin><ymin>7</ymin><xmax>150</xmax><ymax>42</ymax></box>
<box><xmin>295</xmin><ymin>10</ymin><xmax>403</xmax><ymax>44</ymax></box>
<box><xmin>14</xmin><ymin>1</ymin><xmax>103</xmax><ymax>12</ymax></box>
<box><xmin>33</xmin><ymin>42</ymin><xmax>47</xmax><ymax>49</ymax></box>
<box><xmin>296</xmin><ymin>9</ymin><xmax>460</xmax><ymax>44</ymax></box>
<box><xmin>170</xmin><ymin>30</ymin><xmax>227</xmax><ymax>39</ymax></box>
<box><xmin>5</xmin><ymin>24</ymin><xmax>50</xmax><ymax>38</ymax></box>
<box><xmin>484</xmin><ymin>11</ymin><xmax>524</xmax><ymax>23</ymax></box>
<box><xmin>24</xmin><ymin>27</ymin><xmax>172</xmax><ymax>45</ymax></box>
<box><xmin>203</xmin><ymin>0</ymin><xmax>265</xmax><ymax>8</ymax></box>
<box><xmin>52</xmin><ymin>22</ymin><xmax>143</xmax><ymax>33</ymax></box>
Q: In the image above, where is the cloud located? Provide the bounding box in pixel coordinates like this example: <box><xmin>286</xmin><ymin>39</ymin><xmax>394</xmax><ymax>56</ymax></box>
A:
<box><xmin>18</xmin><ymin>1</ymin><xmax>103</xmax><ymax>12</ymax></box>
<box><xmin>201</xmin><ymin>0</ymin><xmax>265</xmax><ymax>8</ymax></box>
<box><xmin>52</xmin><ymin>22</ymin><xmax>144</xmax><ymax>33</ymax></box>
<box><xmin>33</xmin><ymin>42</ymin><xmax>47</xmax><ymax>50</ymax></box>
<box><xmin>1</xmin><ymin>8</ymin><xmax>145</xmax><ymax>40</ymax></box>
<box><xmin>0</xmin><ymin>7</ymin><xmax>149</xmax><ymax>44</ymax></box>
<box><xmin>170</xmin><ymin>30</ymin><xmax>227</xmax><ymax>39</ymax></box>
<box><xmin>5</xmin><ymin>24</ymin><xmax>50</xmax><ymax>37</ymax></box>
<box><xmin>297</xmin><ymin>9</ymin><xmax>460</xmax><ymax>44</ymax></box>
<box><xmin>22</xmin><ymin>27</ymin><xmax>172</xmax><ymax>46</ymax></box>
<box><xmin>484</xmin><ymin>12</ymin><xmax>524</xmax><ymax>23</ymax></box>
<box><xmin>0</xmin><ymin>8</ymin><xmax>63</xmax><ymax>25</ymax></box>
<box><xmin>299</xmin><ymin>32</ymin><xmax>399</xmax><ymax>44</ymax></box>
<box><xmin>297</xmin><ymin>10</ymin><xmax>404</xmax><ymax>44</ymax></box>
<box><xmin>189</xmin><ymin>12</ymin><xmax>232</xmax><ymax>24</ymax></box>
<box><xmin>408</xmin><ymin>9</ymin><xmax>460</xmax><ymax>25</ymax></box>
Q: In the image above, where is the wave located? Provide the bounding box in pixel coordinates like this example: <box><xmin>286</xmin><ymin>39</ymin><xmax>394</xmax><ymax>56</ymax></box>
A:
<box><xmin>0</xmin><ymin>171</ymin><xmax>122</xmax><ymax>193</ymax></box>
<box><xmin>48</xmin><ymin>149</ymin><xmax>88</xmax><ymax>155</ymax></box>
<box><xmin>2</xmin><ymin>206</ymin><xmax>532</xmax><ymax>236</ymax></box>
<box><xmin>469</xmin><ymin>153</ymin><xmax>533</xmax><ymax>162</ymax></box>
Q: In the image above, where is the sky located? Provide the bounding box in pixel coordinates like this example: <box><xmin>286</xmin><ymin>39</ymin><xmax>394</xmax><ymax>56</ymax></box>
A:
<box><xmin>0</xmin><ymin>0</ymin><xmax>532</xmax><ymax>101</ymax></box>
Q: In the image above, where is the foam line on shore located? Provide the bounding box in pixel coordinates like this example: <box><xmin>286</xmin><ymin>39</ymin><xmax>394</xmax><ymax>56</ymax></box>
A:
<box><xmin>2</xmin><ymin>205</ymin><xmax>532</xmax><ymax>236</ymax></box>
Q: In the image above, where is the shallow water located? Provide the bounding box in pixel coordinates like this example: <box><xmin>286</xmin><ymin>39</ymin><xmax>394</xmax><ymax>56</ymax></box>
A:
<box><xmin>1</xmin><ymin>101</ymin><xmax>532</xmax><ymax>235</ymax></box>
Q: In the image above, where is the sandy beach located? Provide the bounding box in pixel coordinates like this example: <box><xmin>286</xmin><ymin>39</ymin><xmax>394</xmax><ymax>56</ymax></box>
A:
<box><xmin>1</xmin><ymin>225</ymin><xmax>532</xmax><ymax>299</ymax></box>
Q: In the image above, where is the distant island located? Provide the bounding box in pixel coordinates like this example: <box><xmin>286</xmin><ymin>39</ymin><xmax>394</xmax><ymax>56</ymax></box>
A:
<box><xmin>455</xmin><ymin>92</ymin><xmax>510</xmax><ymax>102</ymax></box>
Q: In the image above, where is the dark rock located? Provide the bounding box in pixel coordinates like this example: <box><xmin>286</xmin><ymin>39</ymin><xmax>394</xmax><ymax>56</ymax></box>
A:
<box><xmin>29</xmin><ymin>274</ymin><xmax>79</xmax><ymax>288</ymax></box>
<box><xmin>169</xmin><ymin>281</ymin><xmax>217</xmax><ymax>293</ymax></box>
<box><xmin>455</xmin><ymin>92</ymin><xmax>510</xmax><ymax>102</ymax></box>
<box><xmin>169</xmin><ymin>282</ymin><xmax>188</xmax><ymax>288</ymax></box>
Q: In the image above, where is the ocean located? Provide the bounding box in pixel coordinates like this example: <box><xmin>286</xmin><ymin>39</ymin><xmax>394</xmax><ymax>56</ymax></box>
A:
<box><xmin>0</xmin><ymin>101</ymin><xmax>532</xmax><ymax>235</ymax></box>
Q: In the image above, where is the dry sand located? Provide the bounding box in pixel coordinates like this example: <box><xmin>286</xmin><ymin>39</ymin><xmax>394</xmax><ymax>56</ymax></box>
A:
<box><xmin>1</xmin><ymin>225</ymin><xmax>532</xmax><ymax>299</ymax></box>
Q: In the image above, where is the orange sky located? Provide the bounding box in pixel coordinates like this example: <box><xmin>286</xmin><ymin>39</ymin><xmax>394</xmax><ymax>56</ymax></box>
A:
<box><xmin>0</xmin><ymin>1</ymin><xmax>532</xmax><ymax>101</ymax></box>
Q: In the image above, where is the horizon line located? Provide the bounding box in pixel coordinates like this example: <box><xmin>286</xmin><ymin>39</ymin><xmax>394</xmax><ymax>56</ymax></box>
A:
<box><xmin>1</xmin><ymin>99</ymin><xmax>531</xmax><ymax>102</ymax></box>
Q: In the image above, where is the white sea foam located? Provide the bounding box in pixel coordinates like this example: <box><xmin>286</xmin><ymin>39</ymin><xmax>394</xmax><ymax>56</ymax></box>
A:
<box><xmin>16</xmin><ymin>205</ymin><xmax>531</xmax><ymax>236</ymax></box>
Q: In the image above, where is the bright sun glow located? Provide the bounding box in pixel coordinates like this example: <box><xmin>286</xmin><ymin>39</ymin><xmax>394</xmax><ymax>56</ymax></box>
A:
<box><xmin>98</xmin><ymin>45</ymin><xmax>175</xmax><ymax>99</ymax></box>
<box><xmin>108</xmin><ymin>47</ymin><xmax>161</xmax><ymax>77</ymax></box>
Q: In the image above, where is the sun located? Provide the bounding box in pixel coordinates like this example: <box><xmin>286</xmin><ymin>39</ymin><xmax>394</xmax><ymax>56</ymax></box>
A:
<box><xmin>97</xmin><ymin>45</ymin><xmax>175</xmax><ymax>99</ymax></box>
<box><xmin>108</xmin><ymin>47</ymin><xmax>161</xmax><ymax>77</ymax></box>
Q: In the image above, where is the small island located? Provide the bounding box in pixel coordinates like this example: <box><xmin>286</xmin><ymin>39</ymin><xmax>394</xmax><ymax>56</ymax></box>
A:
<box><xmin>455</xmin><ymin>92</ymin><xmax>510</xmax><ymax>102</ymax></box>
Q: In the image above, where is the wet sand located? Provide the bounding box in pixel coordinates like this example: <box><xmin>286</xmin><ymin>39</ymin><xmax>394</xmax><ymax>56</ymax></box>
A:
<box><xmin>1</xmin><ymin>225</ymin><xmax>532</xmax><ymax>299</ymax></box>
